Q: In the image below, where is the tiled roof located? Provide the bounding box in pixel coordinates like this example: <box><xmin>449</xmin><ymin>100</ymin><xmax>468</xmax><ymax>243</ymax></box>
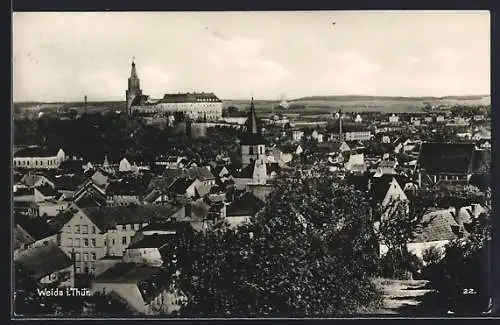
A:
<box><xmin>411</xmin><ymin>210</ymin><xmax>460</xmax><ymax>243</ymax></box>
<box><xmin>226</xmin><ymin>192</ymin><xmax>265</xmax><ymax>217</ymax></box>
<box><xmin>81</xmin><ymin>204</ymin><xmax>179</xmax><ymax>231</ymax></box>
<box><xmin>14</xmin><ymin>146</ymin><xmax>61</xmax><ymax>158</ymax></box>
<box><xmin>235</xmin><ymin>163</ymin><xmax>255</xmax><ymax>179</ymax></box>
<box><xmin>13</xmin><ymin>226</ymin><xmax>35</xmax><ymax>250</ymax></box>
<box><xmin>187</xmin><ymin>166</ymin><xmax>215</xmax><ymax>181</ymax></box>
<box><xmin>140</xmin><ymin>220</ymin><xmax>193</xmax><ymax>234</ymax></box>
<box><xmin>127</xmin><ymin>233</ymin><xmax>175</xmax><ymax>249</ymax></box>
<box><xmin>53</xmin><ymin>174</ymin><xmax>86</xmax><ymax>191</ymax></box>
<box><xmin>159</xmin><ymin>92</ymin><xmax>222</xmax><ymax>103</ymax></box>
<box><xmin>168</xmin><ymin>177</ymin><xmax>196</xmax><ymax>196</ymax></box>
<box><xmin>15</xmin><ymin>214</ymin><xmax>59</xmax><ymax>240</ymax></box>
<box><xmin>35</xmin><ymin>185</ymin><xmax>61</xmax><ymax>198</ymax></box>
<box><xmin>13</xmin><ymin>187</ymin><xmax>34</xmax><ymax>197</ymax></box>
<box><xmin>417</xmin><ymin>143</ymin><xmax>475</xmax><ymax>174</ymax></box>
<box><xmin>15</xmin><ymin>242</ymin><xmax>72</xmax><ymax>280</ymax></box>
<box><xmin>94</xmin><ymin>263</ymin><xmax>174</xmax><ymax>304</ymax></box>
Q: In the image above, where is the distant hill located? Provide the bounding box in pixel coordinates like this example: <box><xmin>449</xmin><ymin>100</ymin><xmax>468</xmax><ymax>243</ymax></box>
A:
<box><xmin>291</xmin><ymin>95</ymin><xmax>490</xmax><ymax>102</ymax></box>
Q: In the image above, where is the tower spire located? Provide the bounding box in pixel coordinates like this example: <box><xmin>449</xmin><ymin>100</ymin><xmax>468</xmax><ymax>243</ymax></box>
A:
<box><xmin>246</xmin><ymin>96</ymin><xmax>258</xmax><ymax>134</ymax></box>
<box><xmin>130</xmin><ymin>58</ymin><xmax>138</xmax><ymax>79</ymax></box>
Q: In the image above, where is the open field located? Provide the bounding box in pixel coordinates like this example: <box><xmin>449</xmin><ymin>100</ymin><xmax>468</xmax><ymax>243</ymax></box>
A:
<box><xmin>14</xmin><ymin>95</ymin><xmax>490</xmax><ymax>117</ymax></box>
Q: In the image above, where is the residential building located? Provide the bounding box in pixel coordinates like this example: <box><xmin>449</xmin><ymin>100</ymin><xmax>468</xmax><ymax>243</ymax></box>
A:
<box><xmin>13</xmin><ymin>146</ymin><xmax>66</xmax><ymax>170</ymax></box>
<box><xmin>388</xmin><ymin>114</ymin><xmax>399</xmax><ymax>124</ymax></box>
<box><xmin>225</xmin><ymin>192</ymin><xmax>265</xmax><ymax>227</ymax></box>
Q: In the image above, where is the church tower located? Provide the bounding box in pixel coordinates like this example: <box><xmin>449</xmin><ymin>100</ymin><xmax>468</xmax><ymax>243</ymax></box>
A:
<box><xmin>125</xmin><ymin>59</ymin><xmax>142</xmax><ymax>115</ymax></box>
<box><xmin>240</xmin><ymin>97</ymin><xmax>266</xmax><ymax>166</ymax></box>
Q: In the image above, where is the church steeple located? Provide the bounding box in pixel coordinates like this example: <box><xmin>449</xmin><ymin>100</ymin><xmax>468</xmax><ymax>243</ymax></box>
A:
<box><xmin>246</xmin><ymin>96</ymin><xmax>259</xmax><ymax>135</ymax></box>
<box><xmin>126</xmin><ymin>58</ymin><xmax>142</xmax><ymax>116</ymax></box>
<box><xmin>130</xmin><ymin>60</ymin><xmax>138</xmax><ymax>79</ymax></box>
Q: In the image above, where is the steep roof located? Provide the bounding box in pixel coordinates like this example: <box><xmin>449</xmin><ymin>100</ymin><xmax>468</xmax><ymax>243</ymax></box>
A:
<box><xmin>159</xmin><ymin>92</ymin><xmax>221</xmax><ymax>103</ymax></box>
<box><xmin>370</xmin><ymin>174</ymin><xmax>406</xmax><ymax>205</ymax></box>
<box><xmin>53</xmin><ymin>174</ymin><xmax>86</xmax><ymax>191</ymax></box>
<box><xmin>94</xmin><ymin>263</ymin><xmax>174</xmax><ymax>304</ymax></box>
<box><xmin>35</xmin><ymin>185</ymin><xmax>61</xmax><ymax>198</ymax></box>
<box><xmin>187</xmin><ymin>166</ymin><xmax>215</xmax><ymax>181</ymax></box>
<box><xmin>14</xmin><ymin>146</ymin><xmax>61</xmax><ymax>158</ymax></box>
<box><xmin>168</xmin><ymin>177</ymin><xmax>196</xmax><ymax>196</ymax></box>
<box><xmin>226</xmin><ymin>192</ymin><xmax>265</xmax><ymax>217</ymax></box>
<box><xmin>235</xmin><ymin>163</ymin><xmax>255</xmax><ymax>179</ymax></box>
<box><xmin>15</xmin><ymin>214</ymin><xmax>59</xmax><ymax>240</ymax></box>
<box><xmin>81</xmin><ymin>204</ymin><xmax>179</xmax><ymax>231</ymax></box>
<box><xmin>15</xmin><ymin>243</ymin><xmax>72</xmax><ymax>280</ymax></box>
<box><xmin>411</xmin><ymin>210</ymin><xmax>460</xmax><ymax>243</ymax></box>
<box><xmin>417</xmin><ymin>143</ymin><xmax>475</xmax><ymax>174</ymax></box>
<box><xmin>13</xmin><ymin>226</ymin><xmax>35</xmax><ymax>250</ymax></box>
<box><xmin>127</xmin><ymin>234</ymin><xmax>175</xmax><ymax>249</ymax></box>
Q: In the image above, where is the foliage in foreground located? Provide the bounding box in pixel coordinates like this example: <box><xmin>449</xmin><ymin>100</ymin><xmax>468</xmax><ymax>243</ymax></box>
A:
<box><xmin>176</xmin><ymin>175</ymin><xmax>382</xmax><ymax>317</ymax></box>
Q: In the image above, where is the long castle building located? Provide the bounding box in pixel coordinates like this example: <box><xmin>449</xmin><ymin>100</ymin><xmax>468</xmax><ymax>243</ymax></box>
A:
<box><xmin>125</xmin><ymin>61</ymin><xmax>223</xmax><ymax>121</ymax></box>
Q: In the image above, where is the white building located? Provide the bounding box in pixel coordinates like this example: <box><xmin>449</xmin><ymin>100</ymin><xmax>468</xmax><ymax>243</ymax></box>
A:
<box><xmin>388</xmin><ymin>114</ymin><xmax>399</xmax><ymax>124</ymax></box>
<box><xmin>13</xmin><ymin>147</ymin><xmax>66</xmax><ymax>170</ymax></box>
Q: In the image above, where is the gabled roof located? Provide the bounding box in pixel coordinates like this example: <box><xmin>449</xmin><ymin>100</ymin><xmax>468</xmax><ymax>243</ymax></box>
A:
<box><xmin>370</xmin><ymin>174</ymin><xmax>405</xmax><ymax>205</ymax></box>
<box><xmin>35</xmin><ymin>185</ymin><xmax>61</xmax><ymax>198</ymax></box>
<box><xmin>53</xmin><ymin>174</ymin><xmax>86</xmax><ymax>191</ymax></box>
<box><xmin>411</xmin><ymin>210</ymin><xmax>460</xmax><ymax>243</ymax></box>
<box><xmin>187</xmin><ymin>166</ymin><xmax>215</xmax><ymax>181</ymax></box>
<box><xmin>127</xmin><ymin>234</ymin><xmax>175</xmax><ymax>249</ymax></box>
<box><xmin>417</xmin><ymin>143</ymin><xmax>475</xmax><ymax>174</ymax></box>
<box><xmin>226</xmin><ymin>192</ymin><xmax>265</xmax><ymax>217</ymax></box>
<box><xmin>168</xmin><ymin>177</ymin><xmax>196</xmax><ymax>196</ymax></box>
<box><xmin>13</xmin><ymin>226</ymin><xmax>35</xmax><ymax>250</ymax></box>
<box><xmin>15</xmin><ymin>214</ymin><xmax>59</xmax><ymax>240</ymax></box>
<box><xmin>14</xmin><ymin>146</ymin><xmax>62</xmax><ymax>158</ymax></box>
<box><xmin>94</xmin><ymin>263</ymin><xmax>174</xmax><ymax>304</ymax></box>
<box><xmin>81</xmin><ymin>204</ymin><xmax>180</xmax><ymax>231</ymax></box>
<box><xmin>235</xmin><ymin>163</ymin><xmax>255</xmax><ymax>179</ymax></box>
<box><xmin>15</xmin><ymin>242</ymin><xmax>72</xmax><ymax>280</ymax></box>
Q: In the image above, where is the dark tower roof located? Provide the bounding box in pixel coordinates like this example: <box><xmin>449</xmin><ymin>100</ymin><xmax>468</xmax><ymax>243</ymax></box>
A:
<box><xmin>240</xmin><ymin>97</ymin><xmax>265</xmax><ymax>145</ymax></box>
<box><xmin>245</xmin><ymin>97</ymin><xmax>259</xmax><ymax>134</ymax></box>
<box><xmin>130</xmin><ymin>60</ymin><xmax>138</xmax><ymax>79</ymax></box>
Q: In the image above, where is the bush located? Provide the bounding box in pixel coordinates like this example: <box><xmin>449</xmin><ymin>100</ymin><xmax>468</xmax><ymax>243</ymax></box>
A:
<box><xmin>422</xmin><ymin>246</ymin><xmax>442</xmax><ymax>266</ymax></box>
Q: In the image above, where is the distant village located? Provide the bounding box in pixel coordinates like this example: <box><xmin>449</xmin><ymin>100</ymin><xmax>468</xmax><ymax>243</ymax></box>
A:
<box><xmin>13</xmin><ymin>61</ymin><xmax>492</xmax><ymax>316</ymax></box>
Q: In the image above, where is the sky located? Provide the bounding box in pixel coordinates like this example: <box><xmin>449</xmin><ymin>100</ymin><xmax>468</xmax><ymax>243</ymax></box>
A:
<box><xmin>13</xmin><ymin>11</ymin><xmax>490</xmax><ymax>102</ymax></box>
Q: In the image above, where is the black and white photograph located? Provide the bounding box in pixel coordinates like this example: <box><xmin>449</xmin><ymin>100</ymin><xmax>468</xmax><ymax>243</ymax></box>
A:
<box><xmin>12</xmin><ymin>11</ymin><xmax>494</xmax><ymax>318</ymax></box>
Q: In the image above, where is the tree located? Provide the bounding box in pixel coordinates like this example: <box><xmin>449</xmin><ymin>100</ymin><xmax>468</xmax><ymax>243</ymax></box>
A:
<box><xmin>175</xmin><ymin>172</ymin><xmax>382</xmax><ymax>317</ymax></box>
<box><xmin>374</xmin><ymin>198</ymin><xmax>427</xmax><ymax>278</ymax></box>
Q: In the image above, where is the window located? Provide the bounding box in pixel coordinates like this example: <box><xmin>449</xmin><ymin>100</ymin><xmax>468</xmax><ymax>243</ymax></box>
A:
<box><xmin>67</xmin><ymin>225</ymin><xmax>72</xmax><ymax>233</ymax></box>
<box><xmin>82</xmin><ymin>225</ymin><xmax>88</xmax><ymax>234</ymax></box>
<box><xmin>76</xmin><ymin>267</ymin><xmax>81</xmax><ymax>273</ymax></box>
<box><xmin>122</xmin><ymin>236</ymin><xmax>127</xmax><ymax>245</ymax></box>
<box><xmin>83</xmin><ymin>238</ymin><xmax>89</xmax><ymax>247</ymax></box>
<box><xmin>112</xmin><ymin>239</ymin><xmax>115</xmax><ymax>245</ymax></box>
<box><xmin>91</xmin><ymin>238</ymin><xmax>96</xmax><ymax>247</ymax></box>
<box><xmin>75</xmin><ymin>253</ymin><xmax>81</xmax><ymax>261</ymax></box>
<box><xmin>35</xmin><ymin>161</ymin><xmax>38</xmax><ymax>166</ymax></box>
<box><xmin>75</xmin><ymin>238</ymin><xmax>81</xmax><ymax>247</ymax></box>
<box><xmin>249</xmin><ymin>146</ymin><xmax>254</xmax><ymax>155</ymax></box>
<box><xmin>83</xmin><ymin>253</ymin><xmax>89</xmax><ymax>261</ymax></box>
<box><xmin>91</xmin><ymin>252</ymin><xmax>96</xmax><ymax>260</ymax></box>
<box><xmin>75</xmin><ymin>225</ymin><xmax>81</xmax><ymax>234</ymax></box>
<box><xmin>92</xmin><ymin>226</ymin><xmax>96</xmax><ymax>234</ymax></box>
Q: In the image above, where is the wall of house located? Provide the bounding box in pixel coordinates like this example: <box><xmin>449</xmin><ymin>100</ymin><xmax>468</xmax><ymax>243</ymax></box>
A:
<box><xmin>59</xmin><ymin>211</ymin><xmax>106</xmax><ymax>275</ymax></box>
<box><xmin>105</xmin><ymin>222</ymin><xmax>147</xmax><ymax>257</ymax></box>
<box><xmin>225</xmin><ymin>215</ymin><xmax>251</xmax><ymax>228</ymax></box>
<box><xmin>13</xmin><ymin>150</ymin><xmax>65</xmax><ymax>170</ymax></box>
<box><xmin>233</xmin><ymin>177</ymin><xmax>253</xmax><ymax>190</ymax></box>
<box><xmin>345</xmin><ymin>131</ymin><xmax>371</xmax><ymax>141</ymax></box>
<box><xmin>136</xmin><ymin>102</ymin><xmax>223</xmax><ymax>121</ymax></box>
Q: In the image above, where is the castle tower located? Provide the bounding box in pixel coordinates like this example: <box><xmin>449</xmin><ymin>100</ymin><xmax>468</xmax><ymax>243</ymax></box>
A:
<box><xmin>125</xmin><ymin>59</ymin><xmax>143</xmax><ymax>115</ymax></box>
<box><xmin>240</xmin><ymin>97</ymin><xmax>266</xmax><ymax>166</ymax></box>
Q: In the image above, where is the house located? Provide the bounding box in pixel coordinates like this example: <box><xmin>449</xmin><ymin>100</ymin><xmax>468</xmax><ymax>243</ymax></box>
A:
<box><xmin>91</xmin><ymin>170</ymin><xmax>112</xmax><ymax>188</ymax></box>
<box><xmin>388</xmin><ymin>114</ymin><xmax>399</xmax><ymax>124</ymax></box>
<box><xmin>187</xmin><ymin>166</ymin><xmax>216</xmax><ymax>187</ymax></box>
<box><xmin>416</xmin><ymin>143</ymin><xmax>476</xmax><ymax>187</ymax></box>
<box><xmin>15</xmin><ymin>242</ymin><xmax>74</xmax><ymax>288</ymax></box>
<box><xmin>73</xmin><ymin>180</ymin><xmax>107</xmax><ymax>208</ymax></box>
<box><xmin>53</xmin><ymin>174</ymin><xmax>86</xmax><ymax>198</ymax></box>
<box><xmin>344</xmin><ymin>153</ymin><xmax>366</xmax><ymax>174</ymax></box>
<box><xmin>14</xmin><ymin>214</ymin><xmax>60</xmax><ymax>259</ymax></box>
<box><xmin>123</xmin><ymin>234</ymin><xmax>177</xmax><ymax>267</ymax></box>
<box><xmin>19</xmin><ymin>173</ymin><xmax>55</xmax><ymax>188</ymax></box>
<box><xmin>13</xmin><ymin>187</ymin><xmax>35</xmax><ymax>203</ymax></box>
<box><xmin>13</xmin><ymin>146</ymin><xmax>66</xmax><ymax>170</ymax></box>
<box><xmin>382</xmin><ymin>135</ymin><xmax>391</xmax><ymax>144</ymax></box>
<box><xmin>280</xmin><ymin>144</ymin><xmax>304</xmax><ymax>156</ymax></box>
<box><xmin>55</xmin><ymin>204</ymin><xmax>179</xmax><ymax>274</ymax></box>
<box><xmin>34</xmin><ymin>185</ymin><xmax>61</xmax><ymax>203</ymax></box>
<box><xmin>436</xmin><ymin>115</ymin><xmax>445</xmax><ymax>123</ymax></box>
<box><xmin>291</xmin><ymin>130</ymin><xmax>304</xmax><ymax>142</ymax></box>
<box><xmin>225</xmin><ymin>192</ymin><xmax>265</xmax><ymax>227</ymax></box>
<box><xmin>368</xmin><ymin>174</ymin><xmax>409</xmax><ymax>222</ymax></box>
<box><xmin>473</xmin><ymin>114</ymin><xmax>485</xmax><ymax>121</ymax></box>
<box><xmin>374</xmin><ymin>160</ymin><xmax>398</xmax><ymax>176</ymax></box>
<box><xmin>119</xmin><ymin>158</ymin><xmax>133</xmax><ymax>172</ymax></box>
<box><xmin>91</xmin><ymin>263</ymin><xmax>186</xmax><ymax>315</ymax></box>
<box><xmin>354</xmin><ymin>114</ymin><xmax>363</xmax><ymax>123</ymax></box>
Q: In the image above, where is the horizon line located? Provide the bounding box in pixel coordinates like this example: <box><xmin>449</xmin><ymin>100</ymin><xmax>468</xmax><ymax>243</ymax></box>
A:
<box><xmin>13</xmin><ymin>93</ymin><xmax>491</xmax><ymax>104</ymax></box>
